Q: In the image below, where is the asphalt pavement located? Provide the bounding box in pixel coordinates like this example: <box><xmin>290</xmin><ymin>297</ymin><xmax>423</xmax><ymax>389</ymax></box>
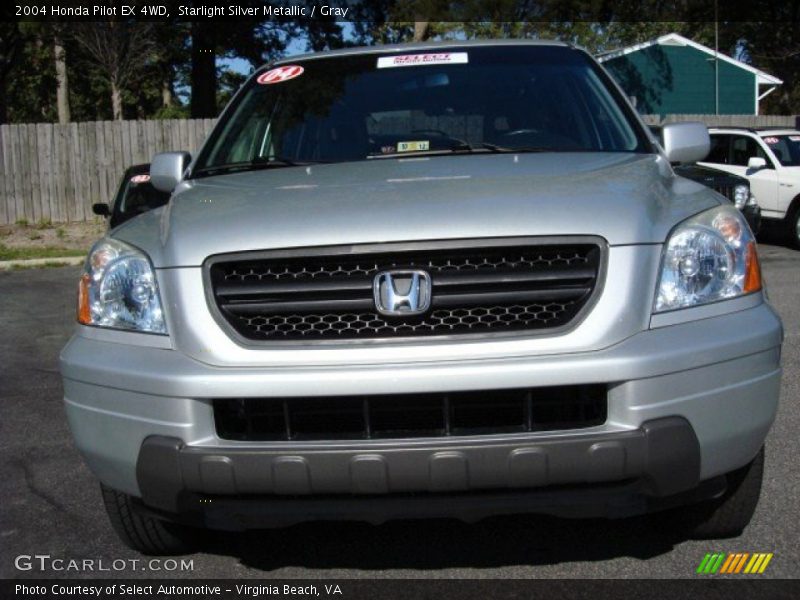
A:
<box><xmin>1</xmin><ymin>231</ymin><xmax>798</xmax><ymax>580</ymax></box>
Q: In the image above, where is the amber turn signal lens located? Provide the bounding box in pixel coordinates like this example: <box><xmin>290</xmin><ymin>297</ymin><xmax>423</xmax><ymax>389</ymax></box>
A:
<box><xmin>77</xmin><ymin>274</ymin><xmax>91</xmax><ymax>324</ymax></box>
<box><xmin>744</xmin><ymin>241</ymin><xmax>762</xmax><ymax>293</ymax></box>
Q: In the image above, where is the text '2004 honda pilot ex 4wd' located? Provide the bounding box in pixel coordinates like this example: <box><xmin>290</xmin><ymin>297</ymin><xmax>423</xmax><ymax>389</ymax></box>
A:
<box><xmin>60</xmin><ymin>41</ymin><xmax>784</xmax><ymax>554</ymax></box>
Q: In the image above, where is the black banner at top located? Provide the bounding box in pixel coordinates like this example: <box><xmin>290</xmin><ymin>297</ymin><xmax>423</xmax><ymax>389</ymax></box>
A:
<box><xmin>2</xmin><ymin>0</ymin><xmax>798</xmax><ymax>23</ymax></box>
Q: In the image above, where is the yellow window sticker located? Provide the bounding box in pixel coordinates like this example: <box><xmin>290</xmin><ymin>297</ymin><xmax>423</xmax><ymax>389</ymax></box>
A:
<box><xmin>397</xmin><ymin>141</ymin><xmax>430</xmax><ymax>153</ymax></box>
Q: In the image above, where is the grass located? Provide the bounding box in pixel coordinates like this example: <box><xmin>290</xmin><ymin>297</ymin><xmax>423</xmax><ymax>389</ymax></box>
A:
<box><xmin>7</xmin><ymin>261</ymin><xmax>74</xmax><ymax>271</ymax></box>
<box><xmin>0</xmin><ymin>243</ymin><xmax>85</xmax><ymax>261</ymax></box>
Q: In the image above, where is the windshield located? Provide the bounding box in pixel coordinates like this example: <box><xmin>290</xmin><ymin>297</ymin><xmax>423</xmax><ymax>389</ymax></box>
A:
<box><xmin>762</xmin><ymin>135</ymin><xmax>800</xmax><ymax>166</ymax></box>
<box><xmin>194</xmin><ymin>46</ymin><xmax>649</xmax><ymax>176</ymax></box>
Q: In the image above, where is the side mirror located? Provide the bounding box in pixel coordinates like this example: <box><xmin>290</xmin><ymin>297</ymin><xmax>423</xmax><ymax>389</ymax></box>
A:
<box><xmin>92</xmin><ymin>203</ymin><xmax>110</xmax><ymax>217</ymax></box>
<box><xmin>747</xmin><ymin>157</ymin><xmax>767</xmax><ymax>170</ymax></box>
<box><xmin>150</xmin><ymin>151</ymin><xmax>191</xmax><ymax>194</ymax></box>
<box><xmin>661</xmin><ymin>122</ymin><xmax>710</xmax><ymax>164</ymax></box>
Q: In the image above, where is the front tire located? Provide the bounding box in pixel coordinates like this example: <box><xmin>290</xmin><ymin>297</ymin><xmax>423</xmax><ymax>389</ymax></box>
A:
<box><xmin>101</xmin><ymin>484</ymin><xmax>203</xmax><ymax>555</ymax></box>
<box><xmin>788</xmin><ymin>205</ymin><xmax>800</xmax><ymax>249</ymax></box>
<box><xmin>663</xmin><ymin>446</ymin><xmax>765</xmax><ymax>539</ymax></box>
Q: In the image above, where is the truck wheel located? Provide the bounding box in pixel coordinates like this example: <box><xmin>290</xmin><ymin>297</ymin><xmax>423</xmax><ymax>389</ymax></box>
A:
<box><xmin>788</xmin><ymin>205</ymin><xmax>800</xmax><ymax>249</ymax></box>
<box><xmin>100</xmin><ymin>484</ymin><xmax>202</xmax><ymax>555</ymax></box>
<box><xmin>670</xmin><ymin>446</ymin><xmax>765</xmax><ymax>539</ymax></box>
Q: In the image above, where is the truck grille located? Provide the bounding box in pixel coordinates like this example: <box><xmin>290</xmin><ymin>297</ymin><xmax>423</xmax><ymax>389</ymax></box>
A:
<box><xmin>714</xmin><ymin>183</ymin><xmax>735</xmax><ymax>202</ymax></box>
<box><xmin>213</xmin><ymin>385</ymin><xmax>607</xmax><ymax>441</ymax></box>
<box><xmin>206</xmin><ymin>238</ymin><xmax>603</xmax><ymax>342</ymax></box>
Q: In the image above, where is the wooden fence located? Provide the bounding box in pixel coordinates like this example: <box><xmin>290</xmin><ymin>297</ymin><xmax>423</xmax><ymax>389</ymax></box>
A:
<box><xmin>0</xmin><ymin>119</ymin><xmax>216</xmax><ymax>225</ymax></box>
<box><xmin>0</xmin><ymin>114</ymin><xmax>798</xmax><ymax>225</ymax></box>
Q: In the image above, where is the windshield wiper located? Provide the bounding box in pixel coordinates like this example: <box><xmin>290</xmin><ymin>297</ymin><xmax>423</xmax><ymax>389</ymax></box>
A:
<box><xmin>193</xmin><ymin>157</ymin><xmax>328</xmax><ymax>177</ymax></box>
<box><xmin>367</xmin><ymin>142</ymin><xmax>500</xmax><ymax>159</ymax></box>
<box><xmin>440</xmin><ymin>142</ymin><xmax>573</xmax><ymax>154</ymax></box>
<box><xmin>466</xmin><ymin>143</ymin><xmax>577</xmax><ymax>153</ymax></box>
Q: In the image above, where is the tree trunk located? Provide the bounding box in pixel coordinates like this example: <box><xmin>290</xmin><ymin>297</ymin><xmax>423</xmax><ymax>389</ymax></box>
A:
<box><xmin>0</xmin><ymin>76</ymin><xmax>6</xmax><ymax>123</ymax></box>
<box><xmin>161</xmin><ymin>78</ymin><xmax>173</xmax><ymax>108</ymax></box>
<box><xmin>111</xmin><ymin>82</ymin><xmax>123</xmax><ymax>120</ymax></box>
<box><xmin>413</xmin><ymin>21</ymin><xmax>429</xmax><ymax>42</ymax></box>
<box><xmin>0</xmin><ymin>25</ymin><xmax>22</xmax><ymax>123</ymax></box>
<box><xmin>54</xmin><ymin>36</ymin><xmax>70</xmax><ymax>124</ymax></box>
<box><xmin>190</xmin><ymin>22</ymin><xmax>216</xmax><ymax>118</ymax></box>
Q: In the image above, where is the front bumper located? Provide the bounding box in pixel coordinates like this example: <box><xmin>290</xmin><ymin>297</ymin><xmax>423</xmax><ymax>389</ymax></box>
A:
<box><xmin>61</xmin><ymin>302</ymin><xmax>783</xmax><ymax>518</ymax></box>
<box><xmin>136</xmin><ymin>416</ymin><xmax>700</xmax><ymax>517</ymax></box>
<box><xmin>743</xmin><ymin>204</ymin><xmax>762</xmax><ymax>235</ymax></box>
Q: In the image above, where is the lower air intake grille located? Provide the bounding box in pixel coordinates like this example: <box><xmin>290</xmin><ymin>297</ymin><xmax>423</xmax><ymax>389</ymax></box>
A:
<box><xmin>206</xmin><ymin>238</ymin><xmax>604</xmax><ymax>342</ymax></box>
<box><xmin>213</xmin><ymin>385</ymin><xmax>607</xmax><ymax>442</ymax></box>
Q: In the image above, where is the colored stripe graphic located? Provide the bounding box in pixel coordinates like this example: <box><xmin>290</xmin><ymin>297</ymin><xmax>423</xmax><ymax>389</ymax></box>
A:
<box><xmin>734</xmin><ymin>553</ymin><xmax>749</xmax><ymax>573</ymax></box>
<box><xmin>745</xmin><ymin>554</ymin><xmax>760</xmax><ymax>573</ymax></box>
<box><xmin>710</xmin><ymin>553</ymin><xmax>726</xmax><ymax>573</ymax></box>
<box><xmin>758</xmin><ymin>554</ymin><xmax>773</xmax><ymax>573</ymax></box>
<box><xmin>697</xmin><ymin>553</ymin><xmax>727</xmax><ymax>574</ymax></box>
<box><xmin>703</xmin><ymin>553</ymin><xmax>719</xmax><ymax>573</ymax></box>
<box><xmin>696</xmin><ymin>554</ymin><xmax>712</xmax><ymax>574</ymax></box>
<box><xmin>719</xmin><ymin>554</ymin><xmax>736</xmax><ymax>574</ymax></box>
<box><xmin>697</xmin><ymin>552</ymin><xmax>772</xmax><ymax>574</ymax></box>
<box><xmin>750</xmin><ymin>554</ymin><xmax>766</xmax><ymax>573</ymax></box>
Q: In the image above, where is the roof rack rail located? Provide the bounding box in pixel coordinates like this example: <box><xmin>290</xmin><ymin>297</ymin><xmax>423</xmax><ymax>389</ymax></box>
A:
<box><xmin>706</xmin><ymin>126</ymin><xmax>758</xmax><ymax>132</ymax></box>
<box><xmin>750</xmin><ymin>125</ymin><xmax>798</xmax><ymax>131</ymax></box>
<box><xmin>708</xmin><ymin>125</ymin><xmax>796</xmax><ymax>133</ymax></box>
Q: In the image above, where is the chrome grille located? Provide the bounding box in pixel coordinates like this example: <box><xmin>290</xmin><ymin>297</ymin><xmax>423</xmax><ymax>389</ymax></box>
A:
<box><xmin>206</xmin><ymin>238</ymin><xmax>604</xmax><ymax>342</ymax></box>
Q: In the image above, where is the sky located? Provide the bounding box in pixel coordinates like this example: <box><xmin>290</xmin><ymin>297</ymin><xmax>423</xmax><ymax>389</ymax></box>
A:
<box><xmin>219</xmin><ymin>23</ymin><xmax>357</xmax><ymax>75</ymax></box>
<box><xmin>219</xmin><ymin>35</ymin><xmax>308</xmax><ymax>75</ymax></box>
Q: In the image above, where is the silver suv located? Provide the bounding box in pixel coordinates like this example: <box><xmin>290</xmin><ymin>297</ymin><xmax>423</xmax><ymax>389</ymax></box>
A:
<box><xmin>60</xmin><ymin>41</ymin><xmax>783</xmax><ymax>555</ymax></box>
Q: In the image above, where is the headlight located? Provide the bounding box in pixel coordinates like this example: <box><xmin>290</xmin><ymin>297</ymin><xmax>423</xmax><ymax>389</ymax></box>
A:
<box><xmin>654</xmin><ymin>206</ymin><xmax>761</xmax><ymax>313</ymax></box>
<box><xmin>77</xmin><ymin>238</ymin><xmax>167</xmax><ymax>334</ymax></box>
<box><xmin>733</xmin><ymin>184</ymin><xmax>749</xmax><ymax>209</ymax></box>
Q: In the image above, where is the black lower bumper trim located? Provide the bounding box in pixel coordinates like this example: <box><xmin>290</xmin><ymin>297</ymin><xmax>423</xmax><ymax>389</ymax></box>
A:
<box><xmin>136</xmin><ymin>416</ymin><xmax>702</xmax><ymax>525</ymax></box>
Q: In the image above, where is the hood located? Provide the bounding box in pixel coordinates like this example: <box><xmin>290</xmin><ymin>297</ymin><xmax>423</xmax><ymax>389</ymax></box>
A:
<box><xmin>674</xmin><ymin>163</ymin><xmax>747</xmax><ymax>186</ymax></box>
<box><xmin>114</xmin><ymin>152</ymin><xmax>721</xmax><ymax>268</ymax></box>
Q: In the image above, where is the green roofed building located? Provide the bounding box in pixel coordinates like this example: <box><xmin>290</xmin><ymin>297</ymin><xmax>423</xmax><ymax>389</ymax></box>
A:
<box><xmin>598</xmin><ymin>33</ymin><xmax>782</xmax><ymax>116</ymax></box>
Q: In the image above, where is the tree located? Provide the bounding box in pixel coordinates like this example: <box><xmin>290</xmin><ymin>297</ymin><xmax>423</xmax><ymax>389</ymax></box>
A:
<box><xmin>150</xmin><ymin>21</ymin><xmax>190</xmax><ymax>113</ymax></box>
<box><xmin>0</xmin><ymin>24</ymin><xmax>23</xmax><ymax>123</ymax></box>
<box><xmin>189</xmin><ymin>21</ymin><xmax>216</xmax><ymax>118</ymax></box>
<box><xmin>54</xmin><ymin>30</ymin><xmax>70</xmax><ymax>124</ymax></box>
<box><xmin>71</xmin><ymin>19</ymin><xmax>155</xmax><ymax>119</ymax></box>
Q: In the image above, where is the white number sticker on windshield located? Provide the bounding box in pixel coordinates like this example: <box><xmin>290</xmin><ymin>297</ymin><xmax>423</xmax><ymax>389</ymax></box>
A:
<box><xmin>377</xmin><ymin>53</ymin><xmax>468</xmax><ymax>69</ymax></box>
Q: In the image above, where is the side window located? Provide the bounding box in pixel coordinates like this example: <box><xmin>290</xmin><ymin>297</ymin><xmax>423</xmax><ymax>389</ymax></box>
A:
<box><xmin>730</xmin><ymin>135</ymin><xmax>770</xmax><ymax>167</ymax></box>
<box><xmin>706</xmin><ymin>135</ymin><xmax>730</xmax><ymax>164</ymax></box>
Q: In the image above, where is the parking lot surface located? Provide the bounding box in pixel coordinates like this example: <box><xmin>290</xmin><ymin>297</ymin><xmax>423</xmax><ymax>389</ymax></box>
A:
<box><xmin>1</xmin><ymin>234</ymin><xmax>797</xmax><ymax>579</ymax></box>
